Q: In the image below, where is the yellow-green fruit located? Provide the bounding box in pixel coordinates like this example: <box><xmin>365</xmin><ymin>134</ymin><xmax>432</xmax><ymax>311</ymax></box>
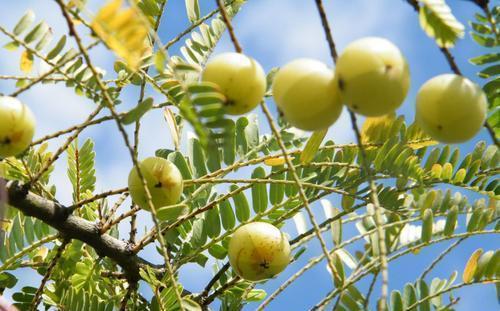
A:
<box><xmin>272</xmin><ymin>58</ymin><xmax>343</xmax><ymax>131</ymax></box>
<box><xmin>228</xmin><ymin>222</ymin><xmax>290</xmax><ymax>281</ymax></box>
<box><xmin>335</xmin><ymin>37</ymin><xmax>410</xmax><ymax>116</ymax></box>
<box><xmin>128</xmin><ymin>157</ymin><xmax>184</xmax><ymax>220</ymax></box>
<box><xmin>202</xmin><ymin>52</ymin><xmax>266</xmax><ymax>115</ymax></box>
<box><xmin>0</xmin><ymin>96</ymin><xmax>36</xmax><ymax>158</ymax></box>
<box><xmin>416</xmin><ymin>74</ymin><xmax>487</xmax><ymax>144</ymax></box>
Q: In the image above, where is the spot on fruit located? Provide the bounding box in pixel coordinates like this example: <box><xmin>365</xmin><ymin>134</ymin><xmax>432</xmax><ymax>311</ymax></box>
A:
<box><xmin>437</xmin><ymin>125</ymin><xmax>443</xmax><ymax>131</ymax></box>
<box><xmin>338</xmin><ymin>77</ymin><xmax>345</xmax><ymax>90</ymax></box>
<box><xmin>260</xmin><ymin>260</ymin><xmax>270</xmax><ymax>269</ymax></box>
<box><xmin>0</xmin><ymin>137</ymin><xmax>12</xmax><ymax>145</ymax></box>
<box><xmin>385</xmin><ymin>64</ymin><xmax>392</xmax><ymax>73</ymax></box>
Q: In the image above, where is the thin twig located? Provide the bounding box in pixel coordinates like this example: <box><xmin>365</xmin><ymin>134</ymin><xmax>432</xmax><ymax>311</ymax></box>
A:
<box><xmin>215</xmin><ymin>0</ymin><xmax>243</xmax><ymax>53</ymax></box>
<box><xmin>29</xmin><ymin>102</ymin><xmax>171</xmax><ymax>147</ymax></box>
<box><xmin>419</xmin><ymin>237</ymin><xmax>466</xmax><ymax>281</ymax></box>
<box><xmin>68</xmin><ymin>187</ymin><xmax>128</xmax><ymax>211</ymax></box>
<box><xmin>405</xmin><ymin>279</ymin><xmax>499</xmax><ymax>310</ymax></box>
<box><xmin>54</xmin><ymin>1</ymin><xmax>185</xmax><ymax>307</ymax></box>
<box><xmin>28</xmin><ymin>105</ymin><xmax>104</xmax><ymax>186</ymax></box>
<box><xmin>262</xmin><ymin>102</ymin><xmax>342</xmax><ymax>287</ymax></box>
<box><xmin>311</xmin><ymin>229</ymin><xmax>499</xmax><ymax>309</ymax></box>
<box><xmin>198</xmin><ymin>263</ymin><xmax>230</xmax><ymax>303</ymax></box>
<box><xmin>119</xmin><ymin>281</ymin><xmax>137</xmax><ymax>311</ymax></box>
<box><xmin>313</xmin><ymin>0</ymin><xmax>389</xmax><ymax>307</ymax></box>
<box><xmin>364</xmin><ymin>271</ymin><xmax>380</xmax><ymax>310</ymax></box>
<box><xmin>30</xmin><ymin>239</ymin><xmax>69</xmax><ymax>311</ymax></box>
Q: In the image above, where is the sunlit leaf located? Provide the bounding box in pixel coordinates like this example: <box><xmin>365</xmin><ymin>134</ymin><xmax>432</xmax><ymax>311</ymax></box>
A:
<box><xmin>20</xmin><ymin>49</ymin><xmax>34</xmax><ymax>73</ymax></box>
<box><xmin>418</xmin><ymin>0</ymin><xmax>465</xmax><ymax>48</ymax></box>
<box><xmin>92</xmin><ymin>0</ymin><xmax>151</xmax><ymax>69</ymax></box>
<box><xmin>463</xmin><ymin>248</ymin><xmax>483</xmax><ymax>283</ymax></box>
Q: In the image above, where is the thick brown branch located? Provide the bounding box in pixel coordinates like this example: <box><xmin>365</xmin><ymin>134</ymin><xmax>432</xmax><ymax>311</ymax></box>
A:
<box><xmin>5</xmin><ymin>179</ymin><xmax>145</xmax><ymax>282</ymax></box>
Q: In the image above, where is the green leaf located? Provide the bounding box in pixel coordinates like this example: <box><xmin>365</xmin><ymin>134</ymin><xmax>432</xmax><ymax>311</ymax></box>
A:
<box><xmin>469</xmin><ymin>53</ymin><xmax>500</xmax><ymax>65</ymax></box>
<box><xmin>418</xmin><ymin>0</ymin><xmax>465</xmax><ymax>48</ymax></box>
<box><xmin>0</xmin><ymin>272</ymin><xmax>18</xmax><ymax>289</ymax></box>
<box><xmin>35</xmin><ymin>28</ymin><xmax>53</xmax><ymax>51</ymax></box>
<box><xmin>251</xmin><ymin>167</ymin><xmax>268</xmax><ymax>213</ymax></box>
<box><xmin>190</xmin><ymin>218</ymin><xmax>206</xmax><ymax>248</ymax></box>
<box><xmin>185</xmin><ymin>0</ymin><xmax>200</xmax><ymax>23</ymax></box>
<box><xmin>13</xmin><ymin>10</ymin><xmax>35</xmax><ymax>36</ymax></box>
<box><xmin>300</xmin><ymin>129</ymin><xmax>328</xmax><ymax>164</ymax></box>
<box><xmin>121</xmin><ymin>97</ymin><xmax>154</xmax><ymax>124</ymax></box>
<box><xmin>474</xmin><ymin>250</ymin><xmax>494</xmax><ymax>280</ymax></box>
<box><xmin>182</xmin><ymin>297</ymin><xmax>202</xmax><ymax>311</ymax></box>
<box><xmin>231</xmin><ymin>185</ymin><xmax>250</xmax><ymax>222</ymax></box>
<box><xmin>24</xmin><ymin>21</ymin><xmax>49</xmax><ymax>44</ymax></box>
<box><xmin>223</xmin><ymin>120</ymin><xmax>236</xmax><ymax>165</ymax></box>
<box><xmin>484</xmin><ymin>250</ymin><xmax>500</xmax><ymax>279</ymax></box>
<box><xmin>403</xmin><ymin>283</ymin><xmax>417</xmax><ymax>311</ymax></box>
<box><xmin>205</xmin><ymin>206</ymin><xmax>221</xmax><ymax>238</ymax></box>
<box><xmin>418</xmin><ymin>280</ymin><xmax>431</xmax><ymax>311</ymax></box>
<box><xmin>245</xmin><ymin>289</ymin><xmax>267</xmax><ymax>302</ymax></box>
<box><xmin>154</xmin><ymin>50</ymin><xmax>167</xmax><ymax>72</ymax></box>
<box><xmin>421</xmin><ymin>208</ymin><xmax>433</xmax><ymax>243</ymax></box>
<box><xmin>390</xmin><ymin>290</ymin><xmax>403</xmax><ymax>311</ymax></box>
<box><xmin>443</xmin><ymin>205</ymin><xmax>458</xmax><ymax>236</ymax></box>
<box><xmin>471</xmin><ymin>32</ymin><xmax>496</xmax><ymax>47</ymax></box>
<box><xmin>219</xmin><ymin>199</ymin><xmax>235</xmax><ymax>230</ymax></box>
<box><xmin>269</xmin><ymin>165</ymin><xmax>285</xmax><ymax>205</ymax></box>
<box><xmin>208</xmin><ymin>244</ymin><xmax>227</xmax><ymax>259</ymax></box>
<box><xmin>477</xmin><ymin>64</ymin><xmax>500</xmax><ymax>79</ymax></box>
<box><xmin>189</xmin><ymin>138</ymin><xmax>208</xmax><ymax>178</ymax></box>
<box><xmin>47</xmin><ymin>35</ymin><xmax>67</xmax><ymax>60</ymax></box>
<box><xmin>3</xmin><ymin>41</ymin><xmax>19</xmax><ymax>51</ymax></box>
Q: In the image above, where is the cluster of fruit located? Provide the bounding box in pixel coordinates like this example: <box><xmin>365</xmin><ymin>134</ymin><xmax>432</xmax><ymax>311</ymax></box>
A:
<box><xmin>202</xmin><ymin>37</ymin><xmax>488</xmax><ymax>143</ymax></box>
<box><xmin>0</xmin><ymin>36</ymin><xmax>489</xmax><ymax>282</ymax></box>
<box><xmin>127</xmin><ymin>156</ymin><xmax>290</xmax><ymax>281</ymax></box>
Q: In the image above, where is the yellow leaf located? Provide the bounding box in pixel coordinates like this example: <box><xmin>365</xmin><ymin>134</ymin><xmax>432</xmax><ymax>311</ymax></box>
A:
<box><xmin>264</xmin><ymin>156</ymin><xmax>293</xmax><ymax>167</ymax></box>
<box><xmin>361</xmin><ymin>113</ymin><xmax>396</xmax><ymax>144</ymax></box>
<box><xmin>407</xmin><ymin>139</ymin><xmax>438</xmax><ymax>149</ymax></box>
<box><xmin>92</xmin><ymin>0</ymin><xmax>151</xmax><ymax>70</ymax></box>
<box><xmin>406</xmin><ymin>122</ymin><xmax>438</xmax><ymax>149</ymax></box>
<box><xmin>463</xmin><ymin>248</ymin><xmax>483</xmax><ymax>283</ymax></box>
<box><xmin>20</xmin><ymin>50</ymin><xmax>34</xmax><ymax>73</ymax></box>
<box><xmin>33</xmin><ymin>246</ymin><xmax>49</xmax><ymax>263</ymax></box>
<box><xmin>419</xmin><ymin>0</ymin><xmax>465</xmax><ymax>48</ymax></box>
<box><xmin>431</xmin><ymin>164</ymin><xmax>442</xmax><ymax>179</ymax></box>
<box><xmin>0</xmin><ymin>219</ymin><xmax>11</xmax><ymax>232</ymax></box>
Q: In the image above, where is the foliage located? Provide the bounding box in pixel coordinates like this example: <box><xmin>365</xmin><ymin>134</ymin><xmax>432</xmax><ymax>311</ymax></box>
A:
<box><xmin>0</xmin><ymin>0</ymin><xmax>498</xmax><ymax>310</ymax></box>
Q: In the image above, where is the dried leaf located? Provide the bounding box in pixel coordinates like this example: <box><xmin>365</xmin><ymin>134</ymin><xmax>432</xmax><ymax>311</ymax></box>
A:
<box><xmin>20</xmin><ymin>49</ymin><xmax>34</xmax><ymax>73</ymax></box>
<box><xmin>92</xmin><ymin>0</ymin><xmax>151</xmax><ymax>70</ymax></box>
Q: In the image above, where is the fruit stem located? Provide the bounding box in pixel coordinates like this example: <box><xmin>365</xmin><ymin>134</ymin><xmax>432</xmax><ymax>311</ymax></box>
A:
<box><xmin>215</xmin><ymin>0</ymin><xmax>243</xmax><ymax>53</ymax></box>
<box><xmin>313</xmin><ymin>0</ymin><xmax>389</xmax><ymax>308</ymax></box>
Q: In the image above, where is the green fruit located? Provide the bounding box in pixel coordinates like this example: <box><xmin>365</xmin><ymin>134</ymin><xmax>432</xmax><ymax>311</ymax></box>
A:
<box><xmin>335</xmin><ymin>37</ymin><xmax>410</xmax><ymax>116</ymax></box>
<box><xmin>228</xmin><ymin>222</ymin><xmax>290</xmax><ymax>281</ymax></box>
<box><xmin>128</xmin><ymin>157</ymin><xmax>184</xmax><ymax>220</ymax></box>
<box><xmin>202</xmin><ymin>52</ymin><xmax>266</xmax><ymax>115</ymax></box>
<box><xmin>416</xmin><ymin>74</ymin><xmax>487</xmax><ymax>144</ymax></box>
<box><xmin>272</xmin><ymin>58</ymin><xmax>343</xmax><ymax>131</ymax></box>
<box><xmin>0</xmin><ymin>96</ymin><xmax>36</xmax><ymax>158</ymax></box>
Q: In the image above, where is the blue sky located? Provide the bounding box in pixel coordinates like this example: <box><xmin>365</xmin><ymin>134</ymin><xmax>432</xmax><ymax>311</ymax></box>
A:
<box><xmin>0</xmin><ymin>0</ymin><xmax>498</xmax><ymax>310</ymax></box>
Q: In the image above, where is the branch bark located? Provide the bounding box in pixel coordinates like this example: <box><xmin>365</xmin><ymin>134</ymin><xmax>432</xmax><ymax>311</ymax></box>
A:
<box><xmin>4</xmin><ymin>179</ymin><xmax>146</xmax><ymax>282</ymax></box>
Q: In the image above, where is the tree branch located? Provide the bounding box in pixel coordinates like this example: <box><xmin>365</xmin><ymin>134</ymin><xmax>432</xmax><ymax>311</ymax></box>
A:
<box><xmin>4</xmin><ymin>179</ymin><xmax>148</xmax><ymax>282</ymax></box>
